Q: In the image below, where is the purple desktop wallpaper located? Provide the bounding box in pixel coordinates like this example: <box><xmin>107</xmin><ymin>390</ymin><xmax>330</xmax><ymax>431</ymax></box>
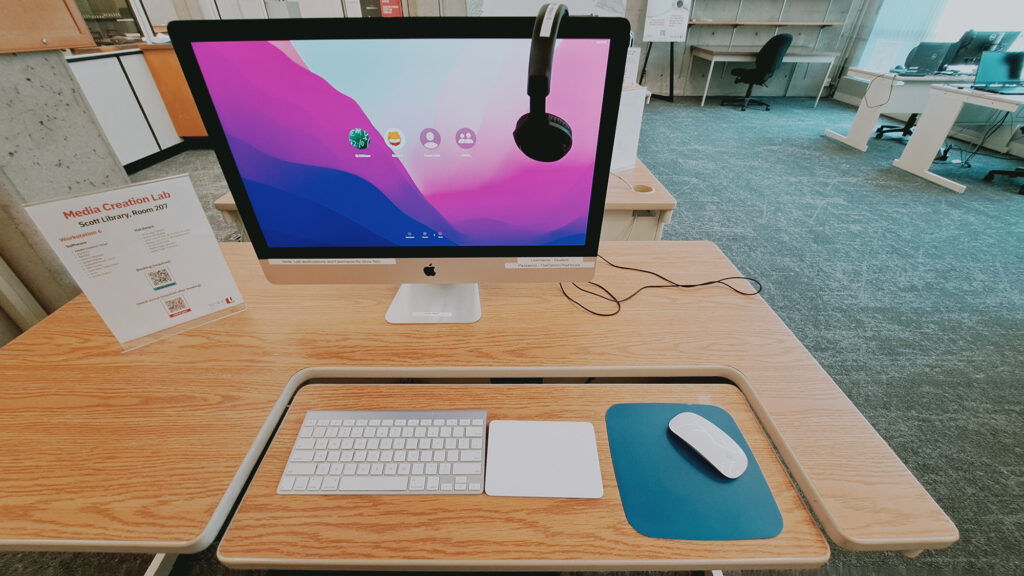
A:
<box><xmin>192</xmin><ymin>37</ymin><xmax>609</xmax><ymax>247</ymax></box>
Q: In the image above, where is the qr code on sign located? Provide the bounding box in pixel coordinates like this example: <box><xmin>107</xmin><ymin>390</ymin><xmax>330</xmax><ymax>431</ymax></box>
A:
<box><xmin>146</xmin><ymin>267</ymin><xmax>175</xmax><ymax>289</ymax></box>
<box><xmin>163</xmin><ymin>296</ymin><xmax>190</xmax><ymax>316</ymax></box>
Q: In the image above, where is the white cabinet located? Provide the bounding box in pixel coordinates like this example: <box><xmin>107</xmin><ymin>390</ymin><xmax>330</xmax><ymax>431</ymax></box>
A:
<box><xmin>68</xmin><ymin>51</ymin><xmax>182</xmax><ymax>166</ymax></box>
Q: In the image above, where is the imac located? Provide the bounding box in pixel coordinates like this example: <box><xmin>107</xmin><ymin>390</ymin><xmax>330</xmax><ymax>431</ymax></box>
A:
<box><xmin>170</xmin><ymin>16</ymin><xmax>629</xmax><ymax>323</ymax></box>
<box><xmin>949</xmin><ymin>30</ymin><xmax>1022</xmax><ymax>66</ymax></box>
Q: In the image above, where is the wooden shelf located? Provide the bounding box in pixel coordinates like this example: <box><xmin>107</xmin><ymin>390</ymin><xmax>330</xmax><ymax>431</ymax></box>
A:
<box><xmin>689</xmin><ymin>21</ymin><xmax>844</xmax><ymax>27</ymax></box>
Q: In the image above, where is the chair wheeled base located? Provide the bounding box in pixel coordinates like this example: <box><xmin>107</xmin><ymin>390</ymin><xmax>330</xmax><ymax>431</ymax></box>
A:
<box><xmin>721</xmin><ymin>84</ymin><xmax>771</xmax><ymax>111</ymax></box>
<box><xmin>983</xmin><ymin>167</ymin><xmax>1024</xmax><ymax>194</ymax></box>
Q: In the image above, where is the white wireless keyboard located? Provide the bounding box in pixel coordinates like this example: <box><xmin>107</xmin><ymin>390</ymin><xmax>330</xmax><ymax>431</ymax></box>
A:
<box><xmin>278</xmin><ymin>409</ymin><xmax>487</xmax><ymax>494</ymax></box>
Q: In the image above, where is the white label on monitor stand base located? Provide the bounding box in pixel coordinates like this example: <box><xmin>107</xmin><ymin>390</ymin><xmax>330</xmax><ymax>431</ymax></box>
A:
<box><xmin>269</xmin><ymin>258</ymin><xmax>397</xmax><ymax>265</ymax></box>
<box><xmin>506</xmin><ymin>257</ymin><xmax>596</xmax><ymax>269</ymax></box>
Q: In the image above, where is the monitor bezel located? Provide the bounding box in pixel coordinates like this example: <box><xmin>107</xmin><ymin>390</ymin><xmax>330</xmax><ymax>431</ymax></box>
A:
<box><xmin>170</xmin><ymin>17</ymin><xmax>630</xmax><ymax>260</ymax></box>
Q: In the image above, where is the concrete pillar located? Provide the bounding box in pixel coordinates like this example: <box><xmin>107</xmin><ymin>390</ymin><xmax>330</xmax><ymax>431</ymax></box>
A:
<box><xmin>0</xmin><ymin>51</ymin><xmax>130</xmax><ymax>342</ymax></box>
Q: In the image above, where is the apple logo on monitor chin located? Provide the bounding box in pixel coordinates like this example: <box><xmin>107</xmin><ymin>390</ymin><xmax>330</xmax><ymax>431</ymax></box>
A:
<box><xmin>423</xmin><ymin>264</ymin><xmax>436</xmax><ymax>277</ymax></box>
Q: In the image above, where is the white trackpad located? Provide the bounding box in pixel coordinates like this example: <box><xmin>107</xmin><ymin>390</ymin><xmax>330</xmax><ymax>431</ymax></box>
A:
<box><xmin>484</xmin><ymin>420</ymin><xmax>604</xmax><ymax>498</ymax></box>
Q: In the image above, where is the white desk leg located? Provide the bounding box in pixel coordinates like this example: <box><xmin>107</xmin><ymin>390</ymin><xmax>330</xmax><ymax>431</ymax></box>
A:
<box><xmin>824</xmin><ymin>75</ymin><xmax>894</xmax><ymax>152</ymax></box>
<box><xmin>815</xmin><ymin>58</ymin><xmax>835</xmax><ymax>108</ymax></box>
<box><xmin>144</xmin><ymin>553</ymin><xmax>177</xmax><ymax>576</ymax></box>
<box><xmin>701</xmin><ymin>58</ymin><xmax>715</xmax><ymax>107</ymax></box>
<box><xmin>892</xmin><ymin>90</ymin><xmax>967</xmax><ymax>193</ymax></box>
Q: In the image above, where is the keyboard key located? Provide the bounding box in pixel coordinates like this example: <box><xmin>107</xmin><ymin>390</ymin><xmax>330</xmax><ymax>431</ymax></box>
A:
<box><xmin>291</xmin><ymin>450</ymin><xmax>314</xmax><ymax>462</ymax></box>
<box><xmin>329</xmin><ymin>463</ymin><xmax>343</xmax><ymax>475</ymax></box>
<box><xmin>340</xmin><ymin>476</ymin><xmax>408</xmax><ymax>491</ymax></box>
<box><xmin>294</xmin><ymin>476</ymin><xmax>308</xmax><ymax>490</ymax></box>
<box><xmin>453</xmin><ymin>462</ymin><xmax>481</xmax><ymax>475</ymax></box>
<box><xmin>357</xmin><ymin>463</ymin><xmax>371</xmax><ymax>475</ymax></box>
<box><xmin>467</xmin><ymin>426</ymin><xmax>483</xmax><ymax>437</ymax></box>
<box><xmin>439</xmin><ymin>462</ymin><xmax>452</xmax><ymax>475</ymax></box>
<box><xmin>409</xmin><ymin>476</ymin><xmax>425</xmax><ymax>490</ymax></box>
<box><xmin>314</xmin><ymin>438</ymin><xmax>328</xmax><ymax>449</ymax></box>
<box><xmin>315</xmin><ymin>462</ymin><xmax>329</xmax><ymax>475</ymax></box>
<box><xmin>425</xmin><ymin>463</ymin><xmax>438</xmax><ymax>475</ymax></box>
<box><xmin>427</xmin><ymin>476</ymin><xmax>440</xmax><ymax>490</ymax></box>
<box><xmin>460</xmin><ymin>450</ymin><xmax>482</xmax><ymax>461</ymax></box>
<box><xmin>307</xmin><ymin>477</ymin><xmax>322</xmax><ymax>490</ymax></box>
<box><xmin>370</xmin><ymin>463</ymin><xmax>384</xmax><ymax>475</ymax></box>
<box><xmin>279</xmin><ymin>476</ymin><xmax>296</xmax><ymax>491</ymax></box>
<box><xmin>323</xmin><ymin>476</ymin><xmax>340</xmax><ymax>490</ymax></box>
<box><xmin>285</xmin><ymin>462</ymin><xmax>316</xmax><ymax>475</ymax></box>
<box><xmin>296</xmin><ymin>438</ymin><xmax>315</xmax><ymax>450</ymax></box>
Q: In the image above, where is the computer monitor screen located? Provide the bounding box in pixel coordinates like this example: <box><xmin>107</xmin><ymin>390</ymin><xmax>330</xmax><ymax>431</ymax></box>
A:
<box><xmin>171</xmin><ymin>17</ymin><xmax>628</xmax><ymax>322</ymax></box>
<box><xmin>903</xmin><ymin>42</ymin><xmax>955</xmax><ymax>72</ymax></box>
<box><xmin>974</xmin><ymin>51</ymin><xmax>1024</xmax><ymax>85</ymax></box>
<box><xmin>950</xmin><ymin>30</ymin><xmax>1022</xmax><ymax>66</ymax></box>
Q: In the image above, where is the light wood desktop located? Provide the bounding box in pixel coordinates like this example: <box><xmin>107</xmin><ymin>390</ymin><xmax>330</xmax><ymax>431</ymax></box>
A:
<box><xmin>893</xmin><ymin>84</ymin><xmax>1024</xmax><ymax>193</ymax></box>
<box><xmin>825</xmin><ymin>67</ymin><xmax>974</xmax><ymax>152</ymax></box>
<box><xmin>218</xmin><ymin>383</ymin><xmax>828</xmax><ymax>571</ymax></box>
<box><xmin>0</xmin><ymin>242</ymin><xmax>956</xmax><ymax>564</ymax></box>
<box><xmin>688</xmin><ymin>45</ymin><xmax>839</xmax><ymax>107</ymax></box>
<box><xmin>214</xmin><ymin>160</ymin><xmax>676</xmax><ymax>242</ymax></box>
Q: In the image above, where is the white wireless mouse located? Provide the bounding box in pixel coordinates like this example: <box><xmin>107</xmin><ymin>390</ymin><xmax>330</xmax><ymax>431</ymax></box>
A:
<box><xmin>668</xmin><ymin>411</ymin><xmax>749</xmax><ymax>479</ymax></box>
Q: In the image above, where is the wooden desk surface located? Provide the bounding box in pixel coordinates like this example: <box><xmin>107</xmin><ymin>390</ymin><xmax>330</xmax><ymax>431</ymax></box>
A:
<box><xmin>606</xmin><ymin>160</ymin><xmax>676</xmax><ymax>211</ymax></box>
<box><xmin>215</xmin><ymin>159</ymin><xmax>676</xmax><ymax>214</ymax></box>
<box><xmin>218</xmin><ymin>383</ymin><xmax>828</xmax><ymax>571</ymax></box>
<box><xmin>0</xmin><ymin>241</ymin><xmax>957</xmax><ymax>554</ymax></box>
<box><xmin>691</xmin><ymin>45</ymin><xmax>839</xmax><ymax>60</ymax></box>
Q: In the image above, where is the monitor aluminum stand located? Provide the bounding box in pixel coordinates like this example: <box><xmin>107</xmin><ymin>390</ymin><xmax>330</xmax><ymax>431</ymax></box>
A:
<box><xmin>385</xmin><ymin>283</ymin><xmax>482</xmax><ymax>324</ymax></box>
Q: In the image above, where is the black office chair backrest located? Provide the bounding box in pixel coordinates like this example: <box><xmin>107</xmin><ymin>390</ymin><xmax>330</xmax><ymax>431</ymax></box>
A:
<box><xmin>753</xmin><ymin>34</ymin><xmax>793</xmax><ymax>83</ymax></box>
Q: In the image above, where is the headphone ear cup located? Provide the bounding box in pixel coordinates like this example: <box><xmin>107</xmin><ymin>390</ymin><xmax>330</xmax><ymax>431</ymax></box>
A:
<box><xmin>513</xmin><ymin>113</ymin><xmax>573</xmax><ymax>162</ymax></box>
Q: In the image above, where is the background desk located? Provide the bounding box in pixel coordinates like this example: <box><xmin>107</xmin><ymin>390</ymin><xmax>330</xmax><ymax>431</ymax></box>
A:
<box><xmin>219</xmin><ymin>383</ymin><xmax>828</xmax><ymax>571</ymax></box>
<box><xmin>0</xmin><ymin>242</ymin><xmax>956</xmax><ymax>560</ymax></box>
<box><xmin>689</xmin><ymin>45</ymin><xmax>838</xmax><ymax>107</ymax></box>
<box><xmin>893</xmin><ymin>85</ymin><xmax>1024</xmax><ymax>193</ymax></box>
<box><xmin>825</xmin><ymin>68</ymin><xmax>973</xmax><ymax>152</ymax></box>
<box><xmin>214</xmin><ymin>160</ymin><xmax>677</xmax><ymax>242</ymax></box>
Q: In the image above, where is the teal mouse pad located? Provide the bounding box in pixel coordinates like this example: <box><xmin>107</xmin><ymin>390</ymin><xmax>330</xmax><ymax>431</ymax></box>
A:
<box><xmin>605</xmin><ymin>403</ymin><xmax>782</xmax><ymax>540</ymax></box>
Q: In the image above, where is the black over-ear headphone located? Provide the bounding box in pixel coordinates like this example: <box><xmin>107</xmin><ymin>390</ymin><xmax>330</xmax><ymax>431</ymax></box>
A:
<box><xmin>513</xmin><ymin>3</ymin><xmax>572</xmax><ymax>162</ymax></box>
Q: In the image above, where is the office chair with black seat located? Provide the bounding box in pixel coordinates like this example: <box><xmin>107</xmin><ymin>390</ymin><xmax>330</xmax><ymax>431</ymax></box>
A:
<box><xmin>721</xmin><ymin>33</ymin><xmax>793</xmax><ymax>111</ymax></box>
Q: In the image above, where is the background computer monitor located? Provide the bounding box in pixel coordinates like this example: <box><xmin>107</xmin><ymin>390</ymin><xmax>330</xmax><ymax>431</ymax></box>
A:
<box><xmin>903</xmin><ymin>42</ymin><xmax>956</xmax><ymax>72</ymax></box>
<box><xmin>949</xmin><ymin>30</ymin><xmax>1022</xmax><ymax>66</ymax></box>
<box><xmin>171</xmin><ymin>17</ymin><xmax>628</xmax><ymax>323</ymax></box>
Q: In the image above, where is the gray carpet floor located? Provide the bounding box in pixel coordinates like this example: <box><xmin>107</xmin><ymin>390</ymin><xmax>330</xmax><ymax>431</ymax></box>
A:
<box><xmin>1</xmin><ymin>97</ymin><xmax>1021</xmax><ymax>575</ymax></box>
